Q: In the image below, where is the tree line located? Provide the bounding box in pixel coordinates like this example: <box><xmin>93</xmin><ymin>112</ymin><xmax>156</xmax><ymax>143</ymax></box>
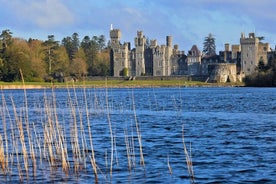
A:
<box><xmin>244</xmin><ymin>56</ymin><xmax>276</xmax><ymax>87</ymax></box>
<box><xmin>0</xmin><ymin>29</ymin><xmax>110</xmax><ymax>82</ymax></box>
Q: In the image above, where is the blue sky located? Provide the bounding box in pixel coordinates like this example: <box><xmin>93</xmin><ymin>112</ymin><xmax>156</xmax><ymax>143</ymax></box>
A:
<box><xmin>1</xmin><ymin>0</ymin><xmax>276</xmax><ymax>52</ymax></box>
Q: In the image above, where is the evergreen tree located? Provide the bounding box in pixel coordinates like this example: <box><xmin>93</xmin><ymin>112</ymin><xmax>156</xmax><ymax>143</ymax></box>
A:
<box><xmin>0</xmin><ymin>29</ymin><xmax>13</xmax><ymax>50</ymax></box>
<box><xmin>203</xmin><ymin>33</ymin><xmax>216</xmax><ymax>56</ymax></box>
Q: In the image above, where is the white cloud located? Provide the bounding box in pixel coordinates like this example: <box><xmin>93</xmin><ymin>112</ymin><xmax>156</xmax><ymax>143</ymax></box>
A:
<box><xmin>8</xmin><ymin>0</ymin><xmax>75</xmax><ymax>29</ymax></box>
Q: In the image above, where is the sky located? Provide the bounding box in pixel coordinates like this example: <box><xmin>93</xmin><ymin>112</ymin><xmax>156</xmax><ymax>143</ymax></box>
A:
<box><xmin>1</xmin><ymin>0</ymin><xmax>276</xmax><ymax>52</ymax></box>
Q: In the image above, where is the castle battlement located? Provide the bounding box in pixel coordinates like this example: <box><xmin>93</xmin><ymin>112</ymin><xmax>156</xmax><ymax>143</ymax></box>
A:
<box><xmin>110</xmin><ymin>29</ymin><xmax>121</xmax><ymax>39</ymax></box>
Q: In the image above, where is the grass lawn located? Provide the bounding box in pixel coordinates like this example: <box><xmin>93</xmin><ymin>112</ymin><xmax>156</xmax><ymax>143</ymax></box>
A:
<box><xmin>0</xmin><ymin>79</ymin><xmax>244</xmax><ymax>89</ymax></box>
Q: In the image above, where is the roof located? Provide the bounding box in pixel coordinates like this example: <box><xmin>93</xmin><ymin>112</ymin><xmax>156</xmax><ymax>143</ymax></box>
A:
<box><xmin>188</xmin><ymin>45</ymin><xmax>201</xmax><ymax>57</ymax></box>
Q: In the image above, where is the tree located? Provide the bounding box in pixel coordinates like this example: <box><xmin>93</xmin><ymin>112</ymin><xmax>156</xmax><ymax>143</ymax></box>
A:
<box><xmin>257</xmin><ymin>36</ymin><xmax>265</xmax><ymax>42</ymax></box>
<box><xmin>203</xmin><ymin>33</ymin><xmax>216</xmax><ymax>56</ymax></box>
<box><xmin>98</xmin><ymin>35</ymin><xmax>106</xmax><ymax>51</ymax></box>
<box><xmin>72</xmin><ymin>32</ymin><xmax>80</xmax><ymax>52</ymax></box>
<box><xmin>69</xmin><ymin>48</ymin><xmax>87</xmax><ymax>78</ymax></box>
<box><xmin>62</xmin><ymin>33</ymin><xmax>80</xmax><ymax>61</ymax></box>
<box><xmin>1</xmin><ymin>38</ymin><xmax>32</xmax><ymax>81</ymax></box>
<box><xmin>62</xmin><ymin>36</ymin><xmax>74</xmax><ymax>60</ymax></box>
<box><xmin>0</xmin><ymin>29</ymin><xmax>13</xmax><ymax>50</ymax></box>
<box><xmin>28</xmin><ymin>39</ymin><xmax>47</xmax><ymax>81</ymax></box>
<box><xmin>43</xmin><ymin>35</ymin><xmax>59</xmax><ymax>75</ymax></box>
<box><xmin>81</xmin><ymin>36</ymin><xmax>98</xmax><ymax>75</ymax></box>
<box><xmin>51</xmin><ymin>46</ymin><xmax>70</xmax><ymax>79</ymax></box>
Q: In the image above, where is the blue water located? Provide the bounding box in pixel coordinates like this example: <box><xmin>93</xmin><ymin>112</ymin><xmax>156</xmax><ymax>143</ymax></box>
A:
<box><xmin>0</xmin><ymin>87</ymin><xmax>275</xmax><ymax>183</ymax></box>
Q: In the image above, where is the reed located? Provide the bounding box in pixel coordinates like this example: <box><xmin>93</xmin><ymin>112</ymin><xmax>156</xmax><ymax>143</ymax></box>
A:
<box><xmin>71</xmin><ymin>82</ymin><xmax>88</xmax><ymax>170</ymax></box>
<box><xmin>124</xmin><ymin>129</ymin><xmax>132</xmax><ymax>172</ymax></box>
<box><xmin>131</xmin><ymin>90</ymin><xmax>145</xmax><ymax>167</ymax></box>
<box><xmin>0</xmin><ymin>81</ymin><xmax>197</xmax><ymax>183</ymax></box>
<box><xmin>83</xmin><ymin>85</ymin><xmax>98</xmax><ymax>182</ymax></box>
<box><xmin>0</xmin><ymin>94</ymin><xmax>8</xmax><ymax>174</ymax></box>
<box><xmin>105</xmin><ymin>79</ymin><xmax>114</xmax><ymax>179</ymax></box>
<box><xmin>182</xmin><ymin>125</ymin><xmax>195</xmax><ymax>184</ymax></box>
<box><xmin>0</xmin><ymin>134</ymin><xmax>6</xmax><ymax>172</ymax></box>
<box><xmin>167</xmin><ymin>155</ymin><xmax>172</xmax><ymax>175</ymax></box>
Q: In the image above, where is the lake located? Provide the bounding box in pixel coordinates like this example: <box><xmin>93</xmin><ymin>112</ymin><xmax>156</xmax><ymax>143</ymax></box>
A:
<box><xmin>0</xmin><ymin>87</ymin><xmax>275</xmax><ymax>183</ymax></box>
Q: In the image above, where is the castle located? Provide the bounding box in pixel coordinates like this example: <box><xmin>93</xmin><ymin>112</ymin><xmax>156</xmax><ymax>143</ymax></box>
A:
<box><xmin>110</xmin><ymin>28</ymin><xmax>274</xmax><ymax>82</ymax></box>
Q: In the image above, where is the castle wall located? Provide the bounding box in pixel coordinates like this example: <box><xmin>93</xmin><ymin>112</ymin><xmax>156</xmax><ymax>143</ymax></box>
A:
<box><xmin>135</xmin><ymin>31</ymin><xmax>146</xmax><ymax>76</ymax></box>
<box><xmin>240</xmin><ymin>33</ymin><xmax>259</xmax><ymax>75</ymax></box>
<box><xmin>152</xmin><ymin>46</ymin><xmax>166</xmax><ymax>76</ymax></box>
<box><xmin>110</xmin><ymin>29</ymin><xmax>133</xmax><ymax>77</ymax></box>
<box><xmin>208</xmin><ymin>63</ymin><xmax>237</xmax><ymax>83</ymax></box>
<box><xmin>165</xmin><ymin>36</ymin><xmax>173</xmax><ymax>76</ymax></box>
<box><xmin>258</xmin><ymin>43</ymin><xmax>270</xmax><ymax>65</ymax></box>
<box><xmin>231</xmin><ymin>44</ymin><xmax>241</xmax><ymax>60</ymax></box>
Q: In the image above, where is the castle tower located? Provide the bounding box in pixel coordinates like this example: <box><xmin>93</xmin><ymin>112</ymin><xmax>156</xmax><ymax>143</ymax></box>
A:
<box><xmin>134</xmin><ymin>31</ymin><xmax>146</xmax><ymax>76</ymax></box>
<box><xmin>166</xmin><ymin>36</ymin><xmax>172</xmax><ymax>47</ymax></box>
<box><xmin>240</xmin><ymin>32</ymin><xmax>259</xmax><ymax>75</ymax></box>
<box><xmin>110</xmin><ymin>29</ymin><xmax>121</xmax><ymax>47</ymax></box>
<box><xmin>110</xmin><ymin>29</ymin><xmax>130</xmax><ymax>77</ymax></box>
<box><xmin>165</xmin><ymin>36</ymin><xmax>173</xmax><ymax>75</ymax></box>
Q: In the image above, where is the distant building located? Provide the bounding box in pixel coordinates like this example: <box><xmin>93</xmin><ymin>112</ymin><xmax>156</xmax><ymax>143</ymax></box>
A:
<box><xmin>109</xmin><ymin>28</ymin><xmax>186</xmax><ymax>77</ymax></box>
<box><xmin>240</xmin><ymin>32</ymin><xmax>271</xmax><ymax>75</ymax></box>
<box><xmin>186</xmin><ymin>45</ymin><xmax>201</xmax><ymax>75</ymax></box>
<box><xmin>110</xmin><ymin>29</ymin><xmax>275</xmax><ymax>82</ymax></box>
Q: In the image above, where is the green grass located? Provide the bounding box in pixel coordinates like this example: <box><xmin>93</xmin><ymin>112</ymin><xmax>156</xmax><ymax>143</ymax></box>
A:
<box><xmin>0</xmin><ymin>80</ymin><xmax>244</xmax><ymax>89</ymax></box>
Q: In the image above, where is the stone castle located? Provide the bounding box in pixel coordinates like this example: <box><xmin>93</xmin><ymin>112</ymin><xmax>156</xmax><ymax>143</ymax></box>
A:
<box><xmin>110</xmin><ymin>28</ymin><xmax>275</xmax><ymax>82</ymax></box>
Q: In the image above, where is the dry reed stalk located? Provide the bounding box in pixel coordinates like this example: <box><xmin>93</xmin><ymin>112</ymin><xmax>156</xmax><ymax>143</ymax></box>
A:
<box><xmin>72</xmin><ymin>82</ymin><xmax>87</xmax><ymax>170</ymax></box>
<box><xmin>182</xmin><ymin>125</ymin><xmax>195</xmax><ymax>183</ymax></box>
<box><xmin>130</xmin><ymin>121</ymin><xmax>136</xmax><ymax>170</ymax></box>
<box><xmin>66</xmin><ymin>85</ymin><xmax>81</xmax><ymax>174</ymax></box>
<box><xmin>32</xmin><ymin>121</ymin><xmax>42</xmax><ymax>167</ymax></box>
<box><xmin>49</xmin><ymin>86</ymin><xmax>70</xmax><ymax>173</ymax></box>
<box><xmin>83</xmin><ymin>86</ymin><xmax>98</xmax><ymax>181</ymax></box>
<box><xmin>9</xmin><ymin>105</ymin><xmax>16</xmax><ymax>176</ymax></box>
<box><xmin>30</xmin><ymin>144</ymin><xmax>36</xmax><ymax>177</ymax></box>
<box><xmin>32</xmin><ymin>121</ymin><xmax>42</xmax><ymax>174</ymax></box>
<box><xmin>2</xmin><ymin>93</ymin><xmax>15</xmax><ymax>175</ymax></box>
<box><xmin>14</xmin><ymin>140</ymin><xmax>23</xmax><ymax>182</ymax></box>
<box><xmin>0</xmin><ymin>94</ymin><xmax>9</xmax><ymax>174</ymax></box>
<box><xmin>43</xmin><ymin>90</ymin><xmax>57</xmax><ymax>167</ymax></box>
<box><xmin>167</xmin><ymin>155</ymin><xmax>172</xmax><ymax>175</ymax></box>
<box><xmin>0</xmin><ymin>134</ymin><xmax>6</xmax><ymax>172</ymax></box>
<box><xmin>113</xmin><ymin>129</ymin><xmax>119</xmax><ymax>166</ymax></box>
<box><xmin>60</xmin><ymin>143</ymin><xmax>69</xmax><ymax>174</ymax></box>
<box><xmin>105</xmin><ymin>79</ymin><xmax>114</xmax><ymax>179</ymax></box>
<box><xmin>61</xmin><ymin>128</ymin><xmax>70</xmax><ymax>171</ymax></box>
<box><xmin>124</xmin><ymin>129</ymin><xmax>132</xmax><ymax>172</ymax></box>
<box><xmin>20</xmin><ymin>69</ymin><xmax>35</xmax><ymax>178</ymax></box>
<box><xmin>131</xmin><ymin>90</ymin><xmax>145</xmax><ymax>167</ymax></box>
<box><xmin>10</xmin><ymin>98</ymin><xmax>29</xmax><ymax>178</ymax></box>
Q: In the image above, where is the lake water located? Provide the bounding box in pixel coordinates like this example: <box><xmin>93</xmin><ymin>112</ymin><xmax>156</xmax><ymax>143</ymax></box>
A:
<box><xmin>0</xmin><ymin>87</ymin><xmax>275</xmax><ymax>183</ymax></box>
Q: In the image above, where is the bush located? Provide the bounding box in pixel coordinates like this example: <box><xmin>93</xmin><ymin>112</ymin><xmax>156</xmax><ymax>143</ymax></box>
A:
<box><xmin>122</xmin><ymin>68</ymin><xmax>128</xmax><ymax>76</ymax></box>
<box><xmin>244</xmin><ymin>70</ymin><xmax>275</xmax><ymax>87</ymax></box>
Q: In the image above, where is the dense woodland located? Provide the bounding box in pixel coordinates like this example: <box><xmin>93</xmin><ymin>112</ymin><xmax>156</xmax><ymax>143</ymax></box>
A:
<box><xmin>0</xmin><ymin>29</ymin><xmax>110</xmax><ymax>82</ymax></box>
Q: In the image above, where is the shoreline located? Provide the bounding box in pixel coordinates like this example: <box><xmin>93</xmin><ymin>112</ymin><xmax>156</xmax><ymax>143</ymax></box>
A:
<box><xmin>0</xmin><ymin>83</ymin><xmax>244</xmax><ymax>90</ymax></box>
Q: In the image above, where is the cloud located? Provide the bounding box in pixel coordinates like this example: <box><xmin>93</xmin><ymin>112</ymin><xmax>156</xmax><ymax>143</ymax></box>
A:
<box><xmin>1</xmin><ymin>0</ymin><xmax>275</xmax><ymax>51</ymax></box>
<box><xmin>5</xmin><ymin>0</ymin><xmax>75</xmax><ymax>29</ymax></box>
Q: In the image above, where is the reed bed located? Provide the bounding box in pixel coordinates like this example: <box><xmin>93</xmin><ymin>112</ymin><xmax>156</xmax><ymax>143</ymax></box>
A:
<box><xmin>0</xmin><ymin>82</ymin><xmax>195</xmax><ymax>183</ymax></box>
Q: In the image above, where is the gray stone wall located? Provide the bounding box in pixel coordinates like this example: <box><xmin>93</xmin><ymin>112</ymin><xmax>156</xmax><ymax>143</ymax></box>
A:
<box><xmin>240</xmin><ymin>33</ymin><xmax>259</xmax><ymax>75</ymax></box>
<box><xmin>208</xmin><ymin>63</ymin><xmax>237</xmax><ymax>82</ymax></box>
